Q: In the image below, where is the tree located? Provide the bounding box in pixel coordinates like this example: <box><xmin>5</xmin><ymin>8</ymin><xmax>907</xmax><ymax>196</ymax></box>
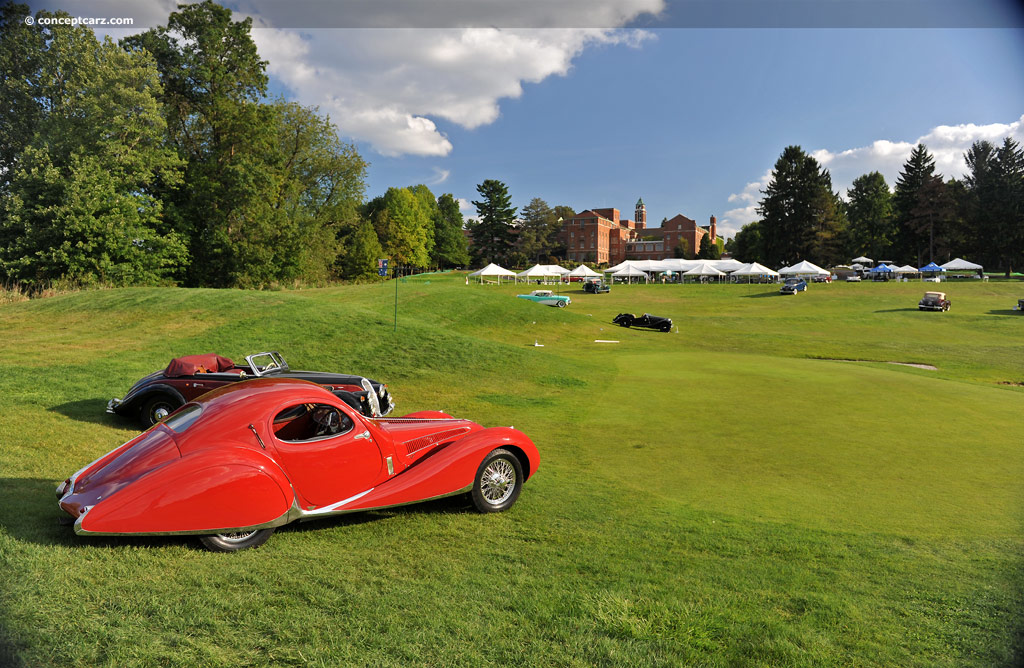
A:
<box><xmin>893</xmin><ymin>144</ymin><xmax>941</xmax><ymax>265</ymax></box>
<box><xmin>674</xmin><ymin>237</ymin><xmax>690</xmax><ymax>259</ymax></box>
<box><xmin>339</xmin><ymin>220</ymin><xmax>384</xmax><ymax>280</ymax></box>
<box><xmin>696</xmin><ymin>232</ymin><xmax>721</xmax><ymax>259</ymax></box>
<box><xmin>432</xmin><ymin>193</ymin><xmax>470</xmax><ymax>268</ymax></box>
<box><xmin>123</xmin><ymin>1</ymin><xmax>280</xmax><ymax>287</ymax></box>
<box><xmin>730</xmin><ymin>222</ymin><xmax>763</xmax><ymax>263</ymax></box>
<box><xmin>0</xmin><ymin>3</ymin><xmax>45</xmax><ymax>186</ymax></box>
<box><xmin>757</xmin><ymin>146</ymin><xmax>846</xmax><ymax>267</ymax></box>
<box><xmin>271</xmin><ymin>100</ymin><xmax>368</xmax><ymax>283</ymax></box>
<box><xmin>846</xmin><ymin>172</ymin><xmax>895</xmax><ymax>261</ymax></box>
<box><xmin>0</xmin><ymin>16</ymin><xmax>187</xmax><ymax>286</ymax></box>
<box><xmin>517</xmin><ymin>197</ymin><xmax>560</xmax><ymax>262</ymax></box>
<box><xmin>470</xmin><ymin>179</ymin><xmax>517</xmax><ymax>264</ymax></box>
<box><xmin>366</xmin><ymin>187</ymin><xmax>433</xmax><ymax>269</ymax></box>
<box><xmin>963</xmin><ymin>138</ymin><xmax>1024</xmax><ymax>275</ymax></box>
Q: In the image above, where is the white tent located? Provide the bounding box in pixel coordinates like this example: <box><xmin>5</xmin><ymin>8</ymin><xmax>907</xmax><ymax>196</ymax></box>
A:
<box><xmin>893</xmin><ymin>264</ymin><xmax>918</xmax><ymax>274</ymax></box>
<box><xmin>517</xmin><ymin>264</ymin><xmax>563</xmax><ymax>280</ymax></box>
<box><xmin>732</xmin><ymin>262</ymin><xmax>780</xmax><ymax>279</ymax></box>
<box><xmin>610</xmin><ymin>265</ymin><xmax>649</xmax><ymax>283</ymax></box>
<box><xmin>851</xmin><ymin>255</ymin><xmax>873</xmax><ymax>264</ymax></box>
<box><xmin>711</xmin><ymin>258</ymin><xmax>744</xmax><ymax>272</ymax></box>
<box><xmin>682</xmin><ymin>262</ymin><xmax>725</xmax><ymax>282</ymax></box>
<box><xmin>540</xmin><ymin>264</ymin><xmax>570</xmax><ymax>275</ymax></box>
<box><xmin>941</xmin><ymin>257</ymin><xmax>983</xmax><ymax>271</ymax></box>
<box><xmin>567</xmin><ymin>264</ymin><xmax>602</xmax><ymax>278</ymax></box>
<box><xmin>468</xmin><ymin>263</ymin><xmax>516</xmax><ymax>284</ymax></box>
<box><xmin>779</xmin><ymin>260</ymin><xmax>829</xmax><ymax>277</ymax></box>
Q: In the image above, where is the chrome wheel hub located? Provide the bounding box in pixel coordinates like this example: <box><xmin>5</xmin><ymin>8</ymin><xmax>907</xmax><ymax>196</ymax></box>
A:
<box><xmin>217</xmin><ymin>530</ymin><xmax>258</xmax><ymax>544</ymax></box>
<box><xmin>153</xmin><ymin>406</ymin><xmax>170</xmax><ymax>420</ymax></box>
<box><xmin>481</xmin><ymin>459</ymin><xmax>516</xmax><ymax>504</ymax></box>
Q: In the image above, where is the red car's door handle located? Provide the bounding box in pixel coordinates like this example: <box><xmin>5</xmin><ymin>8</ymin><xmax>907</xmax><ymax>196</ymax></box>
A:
<box><xmin>353</xmin><ymin>430</ymin><xmax>371</xmax><ymax>440</ymax></box>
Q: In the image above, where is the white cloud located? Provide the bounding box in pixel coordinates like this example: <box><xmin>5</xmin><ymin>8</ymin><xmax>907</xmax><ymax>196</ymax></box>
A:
<box><xmin>722</xmin><ymin>114</ymin><xmax>1024</xmax><ymax>235</ymax></box>
<box><xmin>250</xmin><ymin>17</ymin><xmax>660</xmax><ymax>156</ymax></box>
<box><xmin>427</xmin><ymin>167</ymin><xmax>451</xmax><ymax>186</ymax></box>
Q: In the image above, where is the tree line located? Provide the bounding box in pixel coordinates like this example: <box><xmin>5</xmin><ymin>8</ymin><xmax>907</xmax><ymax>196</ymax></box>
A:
<box><xmin>729</xmin><ymin>141</ymin><xmax>1024</xmax><ymax>274</ymax></box>
<box><xmin>0</xmin><ymin>1</ymin><xmax>472</xmax><ymax>288</ymax></box>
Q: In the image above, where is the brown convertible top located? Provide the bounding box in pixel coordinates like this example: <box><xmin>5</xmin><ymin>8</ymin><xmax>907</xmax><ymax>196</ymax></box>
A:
<box><xmin>164</xmin><ymin>354</ymin><xmax>234</xmax><ymax>378</ymax></box>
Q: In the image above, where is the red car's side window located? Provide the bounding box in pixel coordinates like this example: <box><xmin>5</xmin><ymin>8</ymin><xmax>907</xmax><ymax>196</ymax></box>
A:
<box><xmin>273</xmin><ymin>404</ymin><xmax>353</xmax><ymax>442</ymax></box>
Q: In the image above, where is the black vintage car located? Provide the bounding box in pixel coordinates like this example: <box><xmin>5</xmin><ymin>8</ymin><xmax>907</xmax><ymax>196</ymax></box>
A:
<box><xmin>613</xmin><ymin>313</ymin><xmax>673</xmax><ymax>332</ymax></box>
<box><xmin>583</xmin><ymin>280</ymin><xmax>610</xmax><ymax>294</ymax></box>
<box><xmin>108</xmin><ymin>351</ymin><xmax>394</xmax><ymax>428</ymax></box>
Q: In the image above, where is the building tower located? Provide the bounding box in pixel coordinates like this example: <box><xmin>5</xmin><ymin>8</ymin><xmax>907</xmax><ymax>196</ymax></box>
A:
<box><xmin>635</xmin><ymin>197</ymin><xmax>647</xmax><ymax>228</ymax></box>
<box><xmin>709</xmin><ymin>215</ymin><xmax>717</xmax><ymax>242</ymax></box>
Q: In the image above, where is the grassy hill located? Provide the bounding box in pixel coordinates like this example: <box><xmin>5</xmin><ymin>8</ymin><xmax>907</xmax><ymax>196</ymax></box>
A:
<box><xmin>1</xmin><ymin>276</ymin><xmax>1022</xmax><ymax>666</ymax></box>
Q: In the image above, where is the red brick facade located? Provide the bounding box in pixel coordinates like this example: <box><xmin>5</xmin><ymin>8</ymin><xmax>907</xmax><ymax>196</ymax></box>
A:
<box><xmin>559</xmin><ymin>198</ymin><xmax>719</xmax><ymax>264</ymax></box>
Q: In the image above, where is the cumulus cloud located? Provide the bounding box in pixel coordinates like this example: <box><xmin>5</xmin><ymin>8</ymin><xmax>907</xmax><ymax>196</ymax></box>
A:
<box><xmin>721</xmin><ymin>114</ymin><xmax>1024</xmax><ymax>235</ymax></box>
<box><xmin>251</xmin><ymin>24</ymin><xmax>658</xmax><ymax>156</ymax></box>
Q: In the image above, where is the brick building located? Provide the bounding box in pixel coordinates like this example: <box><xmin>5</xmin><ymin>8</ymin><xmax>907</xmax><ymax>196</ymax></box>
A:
<box><xmin>560</xmin><ymin>198</ymin><xmax>718</xmax><ymax>264</ymax></box>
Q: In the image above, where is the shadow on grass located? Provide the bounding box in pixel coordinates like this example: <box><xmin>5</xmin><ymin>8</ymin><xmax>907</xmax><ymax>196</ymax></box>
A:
<box><xmin>874</xmin><ymin>307</ymin><xmax>923</xmax><ymax>313</ymax></box>
<box><xmin>0</xmin><ymin>476</ymin><xmax>472</xmax><ymax>550</ymax></box>
<box><xmin>48</xmin><ymin>398</ymin><xmax>126</xmax><ymax>427</ymax></box>
<box><xmin>741</xmin><ymin>291</ymin><xmax>781</xmax><ymax>299</ymax></box>
<box><xmin>988</xmin><ymin>310</ymin><xmax>1023</xmax><ymax>316</ymax></box>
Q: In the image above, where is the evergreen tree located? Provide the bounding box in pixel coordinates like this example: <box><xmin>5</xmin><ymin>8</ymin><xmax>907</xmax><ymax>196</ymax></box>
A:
<box><xmin>757</xmin><ymin>146</ymin><xmax>845</xmax><ymax>267</ymax></box>
<box><xmin>432</xmin><ymin>193</ymin><xmax>470</xmax><ymax>268</ymax></box>
<box><xmin>470</xmin><ymin>179</ymin><xmax>516</xmax><ymax>264</ymax></box>
<box><xmin>964</xmin><ymin>138</ymin><xmax>1024</xmax><ymax>275</ymax></box>
<box><xmin>846</xmin><ymin>171</ymin><xmax>894</xmax><ymax>260</ymax></box>
<box><xmin>893</xmin><ymin>144</ymin><xmax>938</xmax><ymax>265</ymax></box>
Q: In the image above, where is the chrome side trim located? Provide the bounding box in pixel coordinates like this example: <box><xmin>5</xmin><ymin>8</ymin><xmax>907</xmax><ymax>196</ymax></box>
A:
<box><xmin>302</xmin><ymin>488</ymin><xmax>375</xmax><ymax>516</ymax></box>
<box><xmin>297</xmin><ymin>484</ymin><xmax>473</xmax><ymax>521</ymax></box>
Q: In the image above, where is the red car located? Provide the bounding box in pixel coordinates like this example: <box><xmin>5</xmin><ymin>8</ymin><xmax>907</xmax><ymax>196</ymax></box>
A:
<box><xmin>59</xmin><ymin>378</ymin><xmax>539</xmax><ymax>551</ymax></box>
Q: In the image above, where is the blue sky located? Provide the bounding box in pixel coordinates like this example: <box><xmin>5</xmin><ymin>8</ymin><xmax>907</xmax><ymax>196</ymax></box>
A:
<box><xmin>41</xmin><ymin>0</ymin><xmax>1024</xmax><ymax>238</ymax></box>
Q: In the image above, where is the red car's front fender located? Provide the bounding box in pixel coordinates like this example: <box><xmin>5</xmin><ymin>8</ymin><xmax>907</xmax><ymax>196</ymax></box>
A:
<box><xmin>76</xmin><ymin>447</ymin><xmax>295</xmax><ymax>536</ymax></box>
<box><xmin>338</xmin><ymin>426</ymin><xmax>539</xmax><ymax>513</ymax></box>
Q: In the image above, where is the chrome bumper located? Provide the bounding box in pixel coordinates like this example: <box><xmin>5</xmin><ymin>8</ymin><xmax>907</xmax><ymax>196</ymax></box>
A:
<box><xmin>106</xmin><ymin>397</ymin><xmax>122</xmax><ymax>414</ymax></box>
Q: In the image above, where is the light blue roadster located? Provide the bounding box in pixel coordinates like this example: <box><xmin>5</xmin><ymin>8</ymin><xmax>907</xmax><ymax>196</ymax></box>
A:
<box><xmin>517</xmin><ymin>290</ymin><xmax>571</xmax><ymax>308</ymax></box>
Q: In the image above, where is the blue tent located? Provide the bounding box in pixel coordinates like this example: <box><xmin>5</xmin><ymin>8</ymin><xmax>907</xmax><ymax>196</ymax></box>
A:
<box><xmin>918</xmin><ymin>262</ymin><xmax>945</xmax><ymax>273</ymax></box>
<box><xmin>868</xmin><ymin>263</ymin><xmax>893</xmax><ymax>273</ymax></box>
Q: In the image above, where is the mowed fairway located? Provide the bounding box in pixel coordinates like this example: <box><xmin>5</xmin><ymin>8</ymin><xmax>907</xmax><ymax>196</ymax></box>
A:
<box><xmin>1</xmin><ymin>276</ymin><xmax>1022</xmax><ymax>667</ymax></box>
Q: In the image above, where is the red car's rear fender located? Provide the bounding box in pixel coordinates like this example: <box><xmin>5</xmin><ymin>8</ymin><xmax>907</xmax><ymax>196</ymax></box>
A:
<box><xmin>335</xmin><ymin>426</ymin><xmax>538</xmax><ymax>514</ymax></box>
<box><xmin>77</xmin><ymin>448</ymin><xmax>295</xmax><ymax>536</ymax></box>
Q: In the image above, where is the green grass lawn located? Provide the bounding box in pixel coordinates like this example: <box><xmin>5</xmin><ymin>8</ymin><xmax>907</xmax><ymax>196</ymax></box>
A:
<box><xmin>1</xmin><ymin>276</ymin><xmax>1022</xmax><ymax>666</ymax></box>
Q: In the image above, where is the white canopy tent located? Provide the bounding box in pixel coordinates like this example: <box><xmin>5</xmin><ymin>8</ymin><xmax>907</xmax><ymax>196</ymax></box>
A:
<box><xmin>567</xmin><ymin>264</ymin><xmax>602</xmax><ymax>278</ymax></box>
<box><xmin>682</xmin><ymin>263</ymin><xmax>725</xmax><ymax>282</ymax></box>
<box><xmin>609</xmin><ymin>265</ymin><xmax>650</xmax><ymax>283</ymax></box>
<box><xmin>851</xmin><ymin>255</ymin><xmax>873</xmax><ymax>264</ymax></box>
<box><xmin>468</xmin><ymin>263</ymin><xmax>516</xmax><ymax>284</ymax></box>
<box><xmin>516</xmin><ymin>264</ymin><xmax>564</xmax><ymax>281</ymax></box>
<box><xmin>893</xmin><ymin>264</ymin><xmax>918</xmax><ymax>274</ymax></box>
<box><xmin>779</xmin><ymin>260</ymin><xmax>829</xmax><ymax>277</ymax></box>
<box><xmin>941</xmin><ymin>257</ymin><xmax>983</xmax><ymax>272</ymax></box>
<box><xmin>731</xmin><ymin>262</ymin><xmax>780</xmax><ymax>282</ymax></box>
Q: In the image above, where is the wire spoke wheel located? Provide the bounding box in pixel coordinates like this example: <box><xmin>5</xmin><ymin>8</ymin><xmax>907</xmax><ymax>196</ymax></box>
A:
<box><xmin>471</xmin><ymin>448</ymin><xmax>524</xmax><ymax>513</ymax></box>
<box><xmin>480</xmin><ymin>459</ymin><xmax>516</xmax><ymax>505</ymax></box>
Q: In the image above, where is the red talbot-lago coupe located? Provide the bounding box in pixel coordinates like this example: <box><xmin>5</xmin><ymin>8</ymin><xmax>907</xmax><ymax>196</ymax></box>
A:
<box><xmin>58</xmin><ymin>378</ymin><xmax>539</xmax><ymax>551</ymax></box>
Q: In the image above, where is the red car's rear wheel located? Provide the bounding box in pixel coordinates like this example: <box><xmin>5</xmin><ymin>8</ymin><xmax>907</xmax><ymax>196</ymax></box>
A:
<box><xmin>199</xmin><ymin>528</ymin><xmax>275</xmax><ymax>552</ymax></box>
